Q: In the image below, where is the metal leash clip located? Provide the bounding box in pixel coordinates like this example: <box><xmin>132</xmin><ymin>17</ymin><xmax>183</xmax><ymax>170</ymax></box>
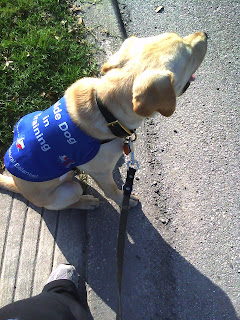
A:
<box><xmin>126</xmin><ymin>138</ymin><xmax>139</xmax><ymax>171</ymax></box>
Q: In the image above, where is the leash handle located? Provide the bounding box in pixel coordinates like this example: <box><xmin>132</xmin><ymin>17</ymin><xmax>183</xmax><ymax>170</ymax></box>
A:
<box><xmin>116</xmin><ymin>167</ymin><xmax>136</xmax><ymax>320</ymax></box>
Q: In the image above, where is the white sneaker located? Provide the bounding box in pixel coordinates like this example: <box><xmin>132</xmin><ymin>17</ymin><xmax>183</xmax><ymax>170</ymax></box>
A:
<box><xmin>47</xmin><ymin>264</ymin><xmax>79</xmax><ymax>288</ymax></box>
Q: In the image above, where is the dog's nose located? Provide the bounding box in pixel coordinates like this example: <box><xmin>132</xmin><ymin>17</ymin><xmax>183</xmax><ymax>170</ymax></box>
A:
<box><xmin>203</xmin><ymin>32</ymin><xmax>209</xmax><ymax>39</ymax></box>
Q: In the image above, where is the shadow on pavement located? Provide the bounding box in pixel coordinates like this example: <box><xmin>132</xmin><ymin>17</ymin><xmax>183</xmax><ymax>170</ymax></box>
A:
<box><xmin>76</xmin><ymin>189</ymin><xmax>238</xmax><ymax>320</ymax></box>
<box><xmin>1</xmin><ymin>178</ymin><xmax>238</xmax><ymax>319</ymax></box>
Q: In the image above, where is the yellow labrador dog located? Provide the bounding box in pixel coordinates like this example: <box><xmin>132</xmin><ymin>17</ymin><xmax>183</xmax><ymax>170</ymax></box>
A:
<box><xmin>0</xmin><ymin>32</ymin><xmax>207</xmax><ymax>210</ymax></box>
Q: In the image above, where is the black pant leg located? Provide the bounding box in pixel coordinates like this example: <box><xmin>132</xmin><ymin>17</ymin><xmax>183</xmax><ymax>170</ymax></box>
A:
<box><xmin>0</xmin><ymin>279</ymin><xmax>87</xmax><ymax>320</ymax></box>
<box><xmin>43</xmin><ymin>279</ymin><xmax>88</xmax><ymax>320</ymax></box>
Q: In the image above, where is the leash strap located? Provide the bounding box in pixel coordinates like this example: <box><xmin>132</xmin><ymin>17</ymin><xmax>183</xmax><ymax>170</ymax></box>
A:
<box><xmin>116</xmin><ymin>166</ymin><xmax>136</xmax><ymax>320</ymax></box>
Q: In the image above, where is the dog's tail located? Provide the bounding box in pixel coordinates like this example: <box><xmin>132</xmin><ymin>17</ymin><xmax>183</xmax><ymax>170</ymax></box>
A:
<box><xmin>0</xmin><ymin>174</ymin><xmax>19</xmax><ymax>193</ymax></box>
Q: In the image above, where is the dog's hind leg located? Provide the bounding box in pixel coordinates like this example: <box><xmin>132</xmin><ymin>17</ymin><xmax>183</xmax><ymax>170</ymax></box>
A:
<box><xmin>0</xmin><ymin>174</ymin><xmax>20</xmax><ymax>193</ymax></box>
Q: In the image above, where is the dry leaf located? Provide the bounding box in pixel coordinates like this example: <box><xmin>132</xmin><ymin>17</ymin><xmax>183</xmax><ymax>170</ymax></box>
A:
<box><xmin>5</xmin><ymin>60</ymin><xmax>14</xmax><ymax>67</ymax></box>
<box><xmin>3</xmin><ymin>57</ymin><xmax>14</xmax><ymax>70</ymax></box>
<box><xmin>69</xmin><ymin>5</ymin><xmax>81</xmax><ymax>13</ymax></box>
<box><xmin>73</xmin><ymin>6</ymin><xmax>81</xmax><ymax>12</ymax></box>
<box><xmin>78</xmin><ymin>17</ymin><xmax>83</xmax><ymax>25</ymax></box>
<box><xmin>155</xmin><ymin>6</ymin><xmax>164</xmax><ymax>13</ymax></box>
<box><xmin>48</xmin><ymin>91</ymin><xmax>57</xmax><ymax>100</ymax></box>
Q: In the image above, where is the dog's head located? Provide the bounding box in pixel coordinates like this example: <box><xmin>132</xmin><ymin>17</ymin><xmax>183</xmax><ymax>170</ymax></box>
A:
<box><xmin>102</xmin><ymin>32</ymin><xmax>207</xmax><ymax>117</ymax></box>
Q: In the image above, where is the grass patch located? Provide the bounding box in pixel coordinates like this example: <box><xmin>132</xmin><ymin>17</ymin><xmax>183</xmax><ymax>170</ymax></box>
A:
<box><xmin>0</xmin><ymin>0</ymin><xmax>98</xmax><ymax>168</ymax></box>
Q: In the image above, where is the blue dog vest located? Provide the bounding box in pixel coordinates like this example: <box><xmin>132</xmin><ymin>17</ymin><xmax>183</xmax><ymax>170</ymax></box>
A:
<box><xmin>4</xmin><ymin>97</ymin><xmax>100</xmax><ymax>182</ymax></box>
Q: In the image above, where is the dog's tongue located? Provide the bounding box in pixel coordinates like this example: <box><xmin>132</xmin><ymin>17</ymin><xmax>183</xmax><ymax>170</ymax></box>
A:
<box><xmin>190</xmin><ymin>74</ymin><xmax>196</xmax><ymax>82</ymax></box>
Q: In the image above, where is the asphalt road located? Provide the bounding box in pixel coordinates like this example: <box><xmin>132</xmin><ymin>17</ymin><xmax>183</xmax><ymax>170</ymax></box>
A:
<box><xmin>115</xmin><ymin>0</ymin><xmax>239</xmax><ymax>319</ymax></box>
<box><xmin>79</xmin><ymin>1</ymin><xmax>239</xmax><ymax>319</ymax></box>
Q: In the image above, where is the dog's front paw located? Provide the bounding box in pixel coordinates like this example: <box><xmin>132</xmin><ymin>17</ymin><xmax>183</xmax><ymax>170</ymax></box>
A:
<box><xmin>129</xmin><ymin>194</ymin><xmax>139</xmax><ymax>208</ymax></box>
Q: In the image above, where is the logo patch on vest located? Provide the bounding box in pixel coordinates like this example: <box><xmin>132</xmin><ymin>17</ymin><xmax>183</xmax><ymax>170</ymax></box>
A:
<box><xmin>16</xmin><ymin>137</ymin><xmax>25</xmax><ymax>150</ymax></box>
<box><xmin>59</xmin><ymin>155</ymin><xmax>75</xmax><ymax>168</ymax></box>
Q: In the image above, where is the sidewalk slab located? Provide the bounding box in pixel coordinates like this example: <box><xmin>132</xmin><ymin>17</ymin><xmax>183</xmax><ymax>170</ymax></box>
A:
<box><xmin>0</xmin><ymin>189</ymin><xmax>87</xmax><ymax>308</ymax></box>
<box><xmin>0</xmin><ymin>193</ymin><xmax>28</xmax><ymax>306</ymax></box>
<box><xmin>14</xmin><ymin>204</ymin><xmax>42</xmax><ymax>302</ymax></box>
<box><xmin>32</xmin><ymin>208</ymin><xmax>58</xmax><ymax>296</ymax></box>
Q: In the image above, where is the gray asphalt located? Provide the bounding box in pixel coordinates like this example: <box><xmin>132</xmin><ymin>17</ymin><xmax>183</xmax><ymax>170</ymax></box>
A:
<box><xmin>116</xmin><ymin>0</ymin><xmax>240</xmax><ymax>319</ymax></box>
<box><xmin>86</xmin><ymin>0</ymin><xmax>239</xmax><ymax>319</ymax></box>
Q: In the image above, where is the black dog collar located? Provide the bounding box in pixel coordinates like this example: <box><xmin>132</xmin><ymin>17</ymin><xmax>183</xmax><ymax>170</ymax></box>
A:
<box><xmin>96</xmin><ymin>94</ymin><xmax>135</xmax><ymax>139</ymax></box>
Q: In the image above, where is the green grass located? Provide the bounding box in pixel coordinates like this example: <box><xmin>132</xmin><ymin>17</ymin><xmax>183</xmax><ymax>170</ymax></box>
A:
<box><xmin>0</xmin><ymin>0</ymin><xmax>98</xmax><ymax>168</ymax></box>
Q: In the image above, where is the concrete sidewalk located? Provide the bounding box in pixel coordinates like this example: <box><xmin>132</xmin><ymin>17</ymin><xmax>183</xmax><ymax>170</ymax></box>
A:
<box><xmin>0</xmin><ymin>1</ymin><xmax>123</xmax><ymax>319</ymax></box>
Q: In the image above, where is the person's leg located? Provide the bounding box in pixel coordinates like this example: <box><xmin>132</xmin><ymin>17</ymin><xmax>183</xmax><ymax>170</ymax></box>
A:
<box><xmin>42</xmin><ymin>279</ymin><xmax>88</xmax><ymax>320</ymax></box>
<box><xmin>0</xmin><ymin>264</ymin><xmax>88</xmax><ymax>320</ymax></box>
<box><xmin>0</xmin><ymin>289</ymin><xmax>77</xmax><ymax>320</ymax></box>
<box><xmin>44</xmin><ymin>264</ymin><xmax>88</xmax><ymax>319</ymax></box>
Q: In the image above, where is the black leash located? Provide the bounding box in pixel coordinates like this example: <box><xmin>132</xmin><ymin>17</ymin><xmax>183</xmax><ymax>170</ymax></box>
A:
<box><xmin>116</xmin><ymin>139</ymin><xmax>139</xmax><ymax>320</ymax></box>
<box><xmin>109</xmin><ymin>2</ymin><xmax>132</xmax><ymax>318</ymax></box>
<box><xmin>116</xmin><ymin>166</ymin><xmax>136</xmax><ymax>320</ymax></box>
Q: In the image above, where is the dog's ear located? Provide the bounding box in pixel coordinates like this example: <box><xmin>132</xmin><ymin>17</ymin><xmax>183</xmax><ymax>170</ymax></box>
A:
<box><xmin>132</xmin><ymin>70</ymin><xmax>176</xmax><ymax>117</ymax></box>
<box><xmin>102</xmin><ymin>36</ymin><xmax>136</xmax><ymax>73</ymax></box>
